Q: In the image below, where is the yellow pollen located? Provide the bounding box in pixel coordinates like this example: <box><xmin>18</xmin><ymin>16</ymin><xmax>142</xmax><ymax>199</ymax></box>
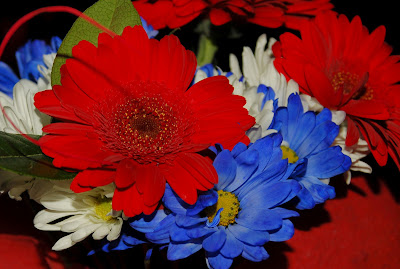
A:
<box><xmin>204</xmin><ymin>190</ymin><xmax>240</xmax><ymax>227</ymax></box>
<box><xmin>281</xmin><ymin>145</ymin><xmax>299</xmax><ymax>164</ymax></box>
<box><xmin>94</xmin><ymin>198</ymin><xmax>113</xmax><ymax>221</ymax></box>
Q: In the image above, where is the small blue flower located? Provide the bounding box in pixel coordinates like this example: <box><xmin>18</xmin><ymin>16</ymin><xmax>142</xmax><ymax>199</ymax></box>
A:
<box><xmin>16</xmin><ymin>36</ymin><xmax>61</xmax><ymax>81</ymax></box>
<box><xmin>147</xmin><ymin>136</ymin><xmax>300</xmax><ymax>269</ymax></box>
<box><xmin>270</xmin><ymin>93</ymin><xmax>352</xmax><ymax>209</ymax></box>
<box><xmin>0</xmin><ymin>36</ymin><xmax>61</xmax><ymax>97</ymax></box>
<box><xmin>141</xmin><ymin>17</ymin><xmax>158</xmax><ymax>39</ymax></box>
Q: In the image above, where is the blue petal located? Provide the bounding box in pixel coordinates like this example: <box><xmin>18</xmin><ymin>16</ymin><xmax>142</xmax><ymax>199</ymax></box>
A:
<box><xmin>186</xmin><ymin>227</ymin><xmax>217</xmax><ymax>239</ymax></box>
<box><xmin>316</xmin><ymin>108</ymin><xmax>332</xmax><ymax>124</ymax></box>
<box><xmin>289</xmin><ymin>111</ymin><xmax>316</xmax><ymax>151</ymax></box>
<box><xmin>271</xmin><ymin>107</ymin><xmax>288</xmax><ymax>135</ymax></box>
<box><xmin>50</xmin><ymin>36</ymin><xmax>62</xmax><ymax>51</ymax></box>
<box><xmin>207</xmin><ymin>253</ymin><xmax>233</xmax><ymax>269</ymax></box>
<box><xmin>163</xmin><ymin>184</ymin><xmax>187</xmax><ymax>214</ymax></box>
<box><xmin>241</xmin><ymin>244</ymin><xmax>269</xmax><ymax>262</ymax></box>
<box><xmin>295</xmin><ymin>185</ymin><xmax>316</xmax><ymax>210</ymax></box>
<box><xmin>129</xmin><ymin>210</ymin><xmax>168</xmax><ymax>233</ymax></box>
<box><xmin>219</xmin><ymin>228</ymin><xmax>243</xmax><ymax>259</ymax></box>
<box><xmin>296</xmin><ymin>121</ymin><xmax>339</xmax><ymax>158</ymax></box>
<box><xmin>237</xmin><ymin>207</ymin><xmax>283</xmax><ymax>231</ymax></box>
<box><xmin>214</xmin><ymin>150</ymin><xmax>237</xmax><ymax>190</ymax></box>
<box><xmin>170</xmin><ymin>223</ymin><xmax>192</xmax><ymax>242</ymax></box>
<box><xmin>0</xmin><ymin>62</ymin><xmax>19</xmax><ymax>96</ymax></box>
<box><xmin>271</xmin><ymin>207</ymin><xmax>300</xmax><ymax>219</ymax></box>
<box><xmin>187</xmin><ymin>190</ymin><xmax>218</xmax><ymax>216</ymax></box>
<box><xmin>228</xmin><ymin>224</ymin><xmax>269</xmax><ymax>246</ymax></box>
<box><xmin>305</xmin><ymin>146</ymin><xmax>351</xmax><ymax>178</ymax></box>
<box><xmin>202</xmin><ymin>227</ymin><xmax>227</xmax><ymax>253</ymax></box>
<box><xmin>167</xmin><ymin>242</ymin><xmax>202</xmax><ymax>261</ymax></box>
<box><xmin>240</xmin><ymin>181</ymin><xmax>291</xmax><ymax>209</ymax></box>
<box><xmin>286</xmin><ymin>93</ymin><xmax>304</xmax><ymax>143</ymax></box>
<box><xmin>176</xmin><ymin>215</ymin><xmax>208</xmax><ymax>228</ymax></box>
<box><xmin>225</xmin><ymin>149</ymin><xmax>259</xmax><ymax>192</ymax></box>
<box><xmin>236</xmin><ymin>163</ymin><xmax>288</xmax><ymax>203</ymax></box>
<box><xmin>269</xmin><ymin>219</ymin><xmax>295</xmax><ymax>242</ymax></box>
<box><xmin>231</xmin><ymin>142</ymin><xmax>249</xmax><ymax>158</ymax></box>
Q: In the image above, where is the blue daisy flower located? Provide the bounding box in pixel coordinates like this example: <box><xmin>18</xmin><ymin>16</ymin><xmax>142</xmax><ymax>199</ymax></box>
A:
<box><xmin>269</xmin><ymin>93</ymin><xmax>352</xmax><ymax>209</ymax></box>
<box><xmin>144</xmin><ymin>136</ymin><xmax>300</xmax><ymax>269</ymax></box>
<box><xmin>0</xmin><ymin>36</ymin><xmax>61</xmax><ymax>97</ymax></box>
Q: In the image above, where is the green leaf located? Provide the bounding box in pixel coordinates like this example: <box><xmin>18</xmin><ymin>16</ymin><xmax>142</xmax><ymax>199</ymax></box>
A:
<box><xmin>0</xmin><ymin>132</ymin><xmax>77</xmax><ymax>180</ymax></box>
<box><xmin>51</xmin><ymin>0</ymin><xmax>142</xmax><ymax>86</ymax></box>
<box><xmin>196</xmin><ymin>34</ymin><xmax>218</xmax><ymax>67</ymax></box>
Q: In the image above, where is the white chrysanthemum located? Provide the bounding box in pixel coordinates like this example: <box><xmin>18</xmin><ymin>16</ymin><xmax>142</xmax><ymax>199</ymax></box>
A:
<box><xmin>0</xmin><ymin>53</ymin><xmax>54</xmax><ymax>199</ymax></box>
<box><xmin>0</xmin><ymin>53</ymin><xmax>53</xmax><ymax>134</ymax></box>
<box><xmin>230</xmin><ymin>34</ymin><xmax>299</xmax><ymax>107</ymax></box>
<box><xmin>33</xmin><ymin>182</ymin><xmax>123</xmax><ymax>251</ymax></box>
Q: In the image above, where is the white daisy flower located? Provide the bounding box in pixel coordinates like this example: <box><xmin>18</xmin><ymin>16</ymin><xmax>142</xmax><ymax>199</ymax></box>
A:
<box><xmin>33</xmin><ymin>182</ymin><xmax>123</xmax><ymax>251</ymax></box>
<box><xmin>0</xmin><ymin>53</ymin><xmax>54</xmax><ymax>199</ymax></box>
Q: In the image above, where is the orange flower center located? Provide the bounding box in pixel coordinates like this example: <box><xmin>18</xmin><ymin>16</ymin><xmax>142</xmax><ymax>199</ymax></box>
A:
<box><xmin>95</xmin><ymin>81</ymin><xmax>194</xmax><ymax>164</ymax></box>
<box><xmin>331</xmin><ymin>71</ymin><xmax>373</xmax><ymax>101</ymax></box>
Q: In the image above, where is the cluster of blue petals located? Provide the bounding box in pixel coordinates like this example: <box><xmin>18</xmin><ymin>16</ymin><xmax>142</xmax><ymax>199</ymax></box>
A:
<box><xmin>125</xmin><ymin>135</ymin><xmax>301</xmax><ymax>269</ymax></box>
<box><xmin>269</xmin><ymin>93</ymin><xmax>352</xmax><ymax>209</ymax></box>
<box><xmin>0</xmin><ymin>36</ymin><xmax>61</xmax><ymax>97</ymax></box>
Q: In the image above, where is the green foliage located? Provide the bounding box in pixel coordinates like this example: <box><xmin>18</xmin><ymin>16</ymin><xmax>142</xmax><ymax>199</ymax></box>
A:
<box><xmin>0</xmin><ymin>132</ymin><xmax>77</xmax><ymax>180</ymax></box>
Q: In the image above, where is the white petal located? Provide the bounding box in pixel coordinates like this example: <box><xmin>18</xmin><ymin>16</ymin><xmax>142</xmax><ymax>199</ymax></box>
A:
<box><xmin>92</xmin><ymin>225</ymin><xmax>111</xmax><ymax>240</ymax></box>
<box><xmin>242</xmin><ymin>47</ymin><xmax>259</xmax><ymax>87</ymax></box>
<box><xmin>71</xmin><ymin>224</ymin><xmax>101</xmax><ymax>243</ymax></box>
<box><xmin>34</xmin><ymin>210</ymin><xmax>76</xmax><ymax>227</ymax></box>
<box><xmin>52</xmin><ymin>234</ymin><xmax>75</xmax><ymax>251</ymax></box>
<box><xmin>229</xmin><ymin>53</ymin><xmax>242</xmax><ymax>78</ymax></box>
<box><xmin>40</xmin><ymin>192</ymin><xmax>89</xmax><ymax>211</ymax></box>
<box><xmin>106</xmin><ymin>219</ymin><xmax>123</xmax><ymax>241</ymax></box>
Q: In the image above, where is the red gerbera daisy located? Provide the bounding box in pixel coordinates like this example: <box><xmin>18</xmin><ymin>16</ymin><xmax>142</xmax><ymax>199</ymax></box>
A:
<box><xmin>133</xmin><ymin>0</ymin><xmax>333</xmax><ymax>30</ymax></box>
<box><xmin>273</xmin><ymin>11</ymin><xmax>400</xmax><ymax>169</ymax></box>
<box><xmin>34</xmin><ymin>26</ymin><xmax>255</xmax><ymax>217</ymax></box>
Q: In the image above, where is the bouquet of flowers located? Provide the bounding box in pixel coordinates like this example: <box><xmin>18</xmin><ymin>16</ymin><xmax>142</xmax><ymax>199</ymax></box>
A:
<box><xmin>0</xmin><ymin>0</ymin><xmax>399</xmax><ymax>268</ymax></box>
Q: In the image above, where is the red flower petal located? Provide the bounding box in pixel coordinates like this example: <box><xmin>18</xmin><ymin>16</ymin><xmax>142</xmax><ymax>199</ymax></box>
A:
<box><xmin>115</xmin><ymin>159</ymin><xmax>137</xmax><ymax>189</ymax></box>
<box><xmin>209</xmin><ymin>9</ymin><xmax>232</xmax><ymax>25</ymax></box>
<box><xmin>70</xmin><ymin>169</ymin><xmax>115</xmax><ymax>193</ymax></box>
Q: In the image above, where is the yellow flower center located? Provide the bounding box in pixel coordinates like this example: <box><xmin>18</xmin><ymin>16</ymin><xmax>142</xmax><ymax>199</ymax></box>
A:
<box><xmin>94</xmin><ymin>198</ymin><xmax>113</xmax><ymax>221</ymax></box>
<box><xmin>204</xmin><ymin>190</ymin><xmax>240</xmax><ymax>227</ymax></box>
<box><xmin>281</xmin><ymin>145</ymin><xmax>299</xmax><ymax>164</ymax></box>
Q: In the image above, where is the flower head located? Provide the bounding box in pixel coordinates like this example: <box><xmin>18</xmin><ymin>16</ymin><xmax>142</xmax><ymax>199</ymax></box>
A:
<box><xmin>141</xmin><ymin>136</ymin><xmax>300</xmax><ymax>268</ymax></box>
<box><xmin>33</xmin><ymin>181</ymin><xmax>123</xmax><ymax>251</ymax></box>
<box><xmin>133</xmin><ymin>0</ymin><xmax>334</xmax><ymax>30</ymax></box>
<box><xmin>0</xmin><ymin>36</ymin><xmax>60</xmax><ymax>97</ymax></box>
<box><xmin>270</xmin><ymin>93</ymin><xmax>351</xmax><ymax>209</ymax></box>
<box><xmin>34</xmin><ymin>26</ymin><xmax>254</xmax><ymax>217</ymax></box>
<box><xmin>273</xmin><ymin>11</ymin><xmax>400</xmax><ymax>169</ymax></box>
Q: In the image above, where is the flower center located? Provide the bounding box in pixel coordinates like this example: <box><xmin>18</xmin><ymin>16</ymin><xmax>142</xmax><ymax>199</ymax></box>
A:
<box><xmin>94</xmin><ymin>198</ymin><xmax>113</xmax><ymax>221</ymax></box>
<box><xmin>281</xmin><ymin>145</ymin><xmax>299</xmax><ymax>164</ymax></box>
<box><xmin>204</xmin><ymin>190</ymin><xmax>240</xmax><ymax>227</ymax></box>
<box><xmin>331</xmin><ymin>71</ymin><xmax>373</xmax><ymax>100</ymax></box>
<box><xmin>95</xmin><ymin>81</ymin><xmax>194</xmax><ymax>164</ymax></box>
